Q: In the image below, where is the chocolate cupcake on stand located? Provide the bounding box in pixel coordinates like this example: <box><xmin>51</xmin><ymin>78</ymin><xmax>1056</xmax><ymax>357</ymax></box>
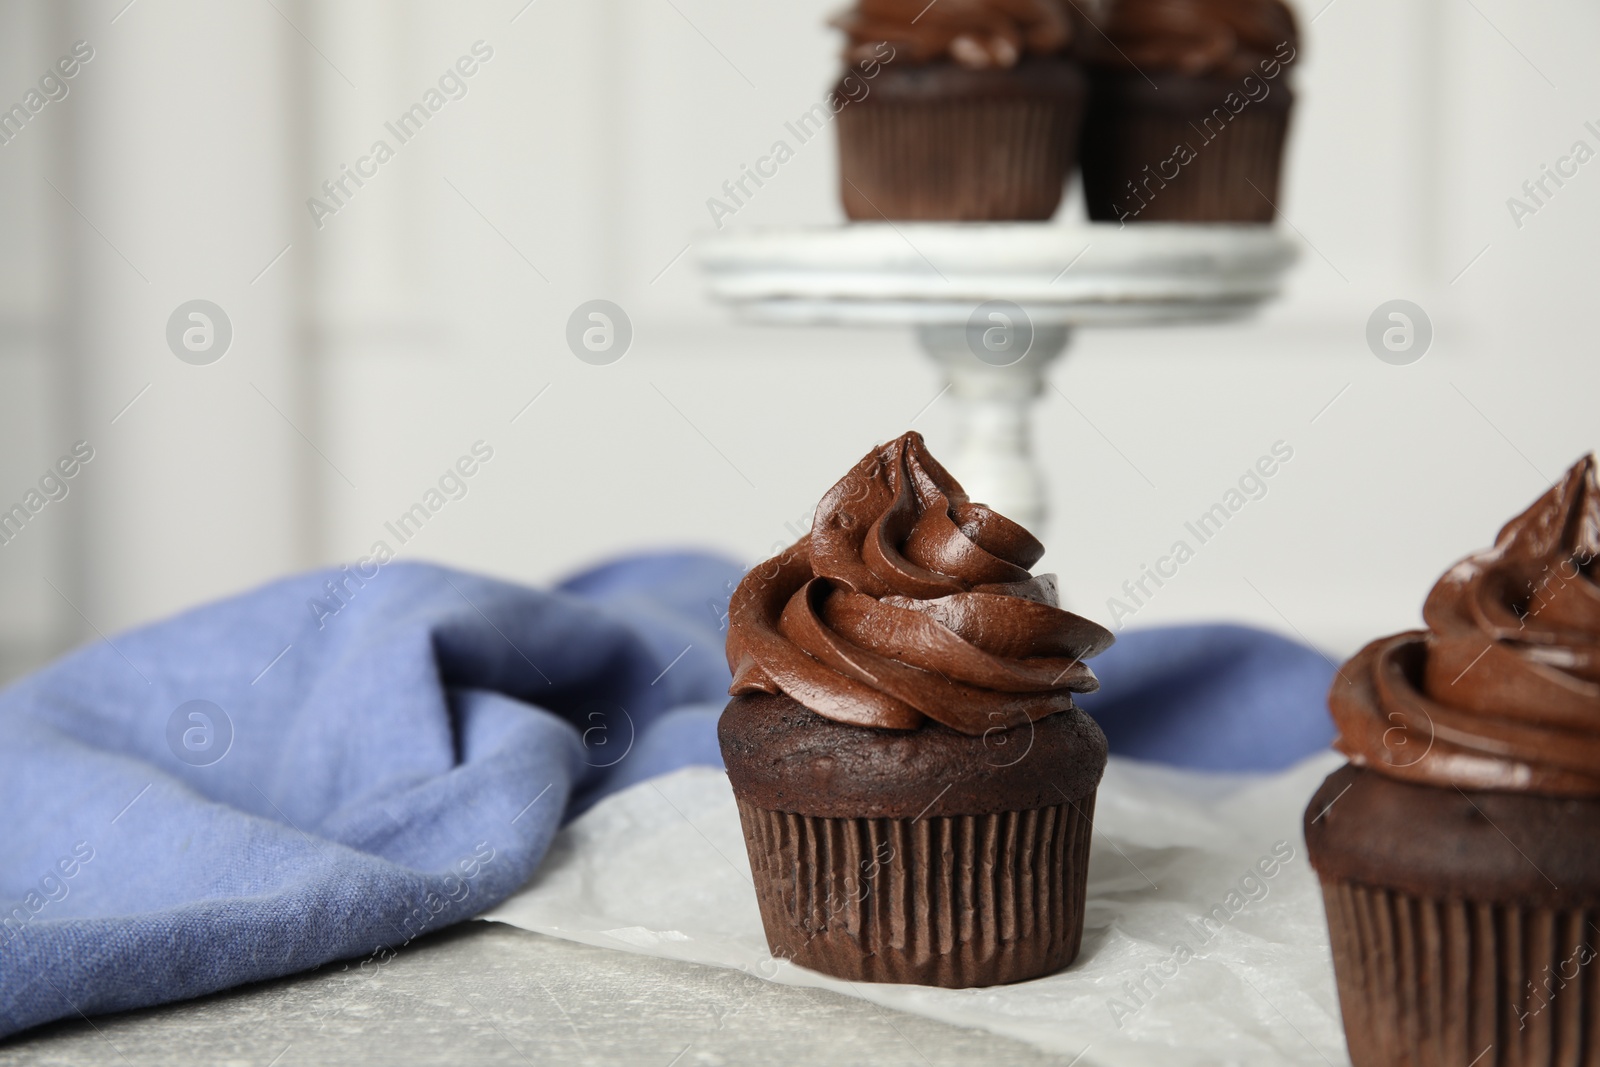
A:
<box><xmin>700</xmin><ymin>3</ymin><xmax>1299</xmax><ymax>535</ymax></box>
<box><xmin>1079</xmin><ymin>0</ymin><xmax>1301</xmax><ymax>223</ymax></box>
<box><xmin>831</xmin><ymin>0</ymin><xmax>1088</xmax><ymax>221</ymax></box>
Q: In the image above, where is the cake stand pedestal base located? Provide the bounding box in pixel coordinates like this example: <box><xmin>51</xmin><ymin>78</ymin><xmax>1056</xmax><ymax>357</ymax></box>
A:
<box><xmin>917</xmin><ymin>324</ymin><xmax>1069</xmax><ymax>533</ymax></box>
<box><xmin>701</xmin><ymin>223</ymin><xmax>1296</xmax><ymax>533</ymax></box>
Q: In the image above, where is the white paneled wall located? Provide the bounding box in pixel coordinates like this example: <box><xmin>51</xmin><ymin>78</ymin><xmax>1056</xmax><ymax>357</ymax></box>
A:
<box><xmin>71</xmin><ymin>0</ymin><xmax>311</xmax><ymax>628</ymax></box>
<box><xmin>0</xmin><ymin>0</ymin><xmax>1593</xmax><ymax>681</ymax></box>
<box><xmin>0</xmin><ymin>2</ymin><xmax>79</xmax><ymax>678</ymax></box>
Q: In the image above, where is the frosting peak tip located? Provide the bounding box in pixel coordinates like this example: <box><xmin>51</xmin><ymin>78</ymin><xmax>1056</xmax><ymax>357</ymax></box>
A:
<box><xmin>1331</xmin><ymin>452</ymin><xmax>1600</xmax><ymax>797</ymax></box>
<box><xmin>835</xmin><ymin>0</ymin><xmax>1077</xmax><ymax>70</ymax></box>
<box><xmin>726</xmin><ymin>433</ymin><xmax>1110</xmax><ymax>735</ymax></box>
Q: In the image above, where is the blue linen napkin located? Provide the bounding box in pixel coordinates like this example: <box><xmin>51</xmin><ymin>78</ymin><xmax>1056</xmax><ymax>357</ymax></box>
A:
<box><xmin>0</xmin><ymin>553</ymin><xmax>1334</xmax><ymax>1039</ymax></box>
<box><xmin>1077</xmin><ymin>623</ymin><xmax>1337</xmax><ymax>772</ymax></box>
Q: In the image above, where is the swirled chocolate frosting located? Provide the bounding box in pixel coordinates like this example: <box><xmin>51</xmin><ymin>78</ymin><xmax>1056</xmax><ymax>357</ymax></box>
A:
<box><xmin>1330</xmin><ymin>456</ymin><xmax>1600</xmax><ymax>796</ymax></box>
<box><xmin>1085</xmin><ymin>0</ymin><xmax>1298</xmax><ymax>80</ymax></box>
<box><xmin>726</xmin><ymin>432</ymin><xmax>1114</xmax><ymax>735</ymax></box>
<box><xmin>834</xmin><ymin>0</ymin><xmax>1076</xmax><ymax>70</ymax></box>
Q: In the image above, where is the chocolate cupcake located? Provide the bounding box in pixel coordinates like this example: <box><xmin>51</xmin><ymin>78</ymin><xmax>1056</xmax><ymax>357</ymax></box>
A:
<box><xmin>831</xmin><ymin>0</ymin><xmax>1087</xmax><ymax>221</ymax></box>
<box><xmin>1305</xmin><ymin>456</ymin><xmax>1600</xmax><ymax>1066</ymax></box>
<box><xmin>1080</xmin><ymin>0</ymin><xmax>1298</xmax><ymax>223</ymax></box>
<box><xmin>720</xmin><ymin>432</ymin><xmax>1114</xmax><ymax>986</ymax></box>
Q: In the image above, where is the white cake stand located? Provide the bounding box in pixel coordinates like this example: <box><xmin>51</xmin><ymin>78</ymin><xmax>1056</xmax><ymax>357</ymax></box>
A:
<box><xmin>700</xmin><ymin>223</ymin><xmax>1297</xmax><ymax>531</ymax></box>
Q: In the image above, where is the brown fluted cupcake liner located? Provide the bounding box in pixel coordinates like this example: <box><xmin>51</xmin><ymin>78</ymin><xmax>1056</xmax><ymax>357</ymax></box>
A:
<box><xmin>836</xmin><ymin>70</ymin><xmax>1085</xmax><ymax>222</ymax></box>
<box><xmin>1081</xmin><ymin>76</ymin><xmax>1291</xmax><ymax>223</ymax></box>
<box><xmin>735</xmin><ymin>795</ymin><xmax>1094</xmax><ymax>987</ymax></box>
<box><xmin>1320</xmin><ymin>877</ymin><xmax>1600</xmax><ymax>1067</ymax></box>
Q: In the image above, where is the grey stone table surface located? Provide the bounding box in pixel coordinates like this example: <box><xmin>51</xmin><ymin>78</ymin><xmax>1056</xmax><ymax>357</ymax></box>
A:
<box><xmin>0</xmin><ymin>921</ymin><xmax>1073</xmax><ymax>1067</ymax></box>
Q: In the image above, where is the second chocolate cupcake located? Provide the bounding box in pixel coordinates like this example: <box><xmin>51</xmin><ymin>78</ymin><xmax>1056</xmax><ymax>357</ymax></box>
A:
<box><xmin>832</xmin><ymin>0</ymin><xmax>1088</xmax><ymax>221</ymax></box>
<box><xmin>1080</xmin><ymin>0</ymin><xmax>1299</xmax><ymax>223</ymax></box>
<box><xmin>721</xmin><ymin>432</ymin><xmax>1114</xmax><ymax>986</ymax></box>
<box><xmin>1306</xmin><ymin>456</ymin><xmax>1600</xmax><ymax>1066</ymax></box>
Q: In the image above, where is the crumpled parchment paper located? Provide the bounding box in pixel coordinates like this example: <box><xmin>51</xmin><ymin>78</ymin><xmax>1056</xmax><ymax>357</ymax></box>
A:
<box><xmin>485</xmin><ymin>752</ymin><xmax>1352</xmax><ymax>1066</ymax></box>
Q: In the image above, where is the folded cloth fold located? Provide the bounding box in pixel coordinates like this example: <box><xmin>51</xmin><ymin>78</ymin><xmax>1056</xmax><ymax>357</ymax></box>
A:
<box><xmin>0</xmin><ymin>552</ymin><xmax>1333</xmax><ymax>1039</ymax></box>
<box><xmin>0</xmin><ymin>554</ymin><xmax>740</xmax><ymax>1039</ymax></box>
<box><xmin>1077</xmin><ymin>622</ymin><xmax>1337</xmax><ymax>771</ymax></box>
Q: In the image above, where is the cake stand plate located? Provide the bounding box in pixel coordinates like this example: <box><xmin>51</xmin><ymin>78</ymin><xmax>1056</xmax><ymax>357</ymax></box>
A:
<box><xmin>700</xmin><ymin>222</ymin><xmax>1297</xmax><ymax>531</ymax></box>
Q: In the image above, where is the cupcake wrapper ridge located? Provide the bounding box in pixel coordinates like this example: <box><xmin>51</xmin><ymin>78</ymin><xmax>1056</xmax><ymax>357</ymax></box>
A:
<box><xmin>1321</xmin><ymin>877</ymin><xmax>1600</xmax><ymax>1067</ymax></box>
<box><xmin>837</xmin><ymin>92</ymin><xmax>1083</xmax><ymax>222</ymax></box>
<box><xmin>1081</xmin><ymin>78</ymin><xmax>1291</xmax><ymax>223</ymax></box>
<box><xmin>736</xmin><ymin>794</ymin><xmax>1095</xmax><ymax>987</ymax></box>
